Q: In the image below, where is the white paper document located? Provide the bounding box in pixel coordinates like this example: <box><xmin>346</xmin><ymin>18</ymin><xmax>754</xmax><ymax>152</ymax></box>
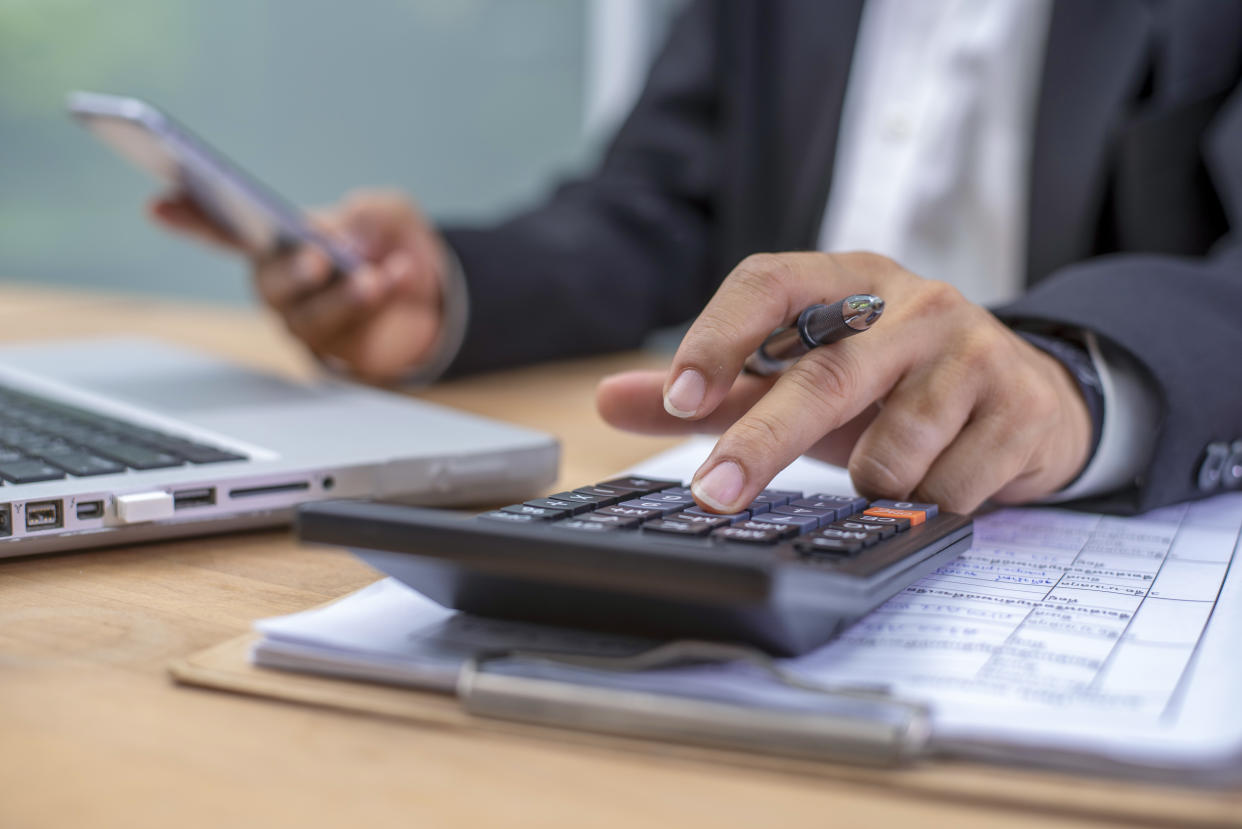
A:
<box><xmin>255</xmin><ymin>437</ymin><xmax>1242</xmax><ymax>778</ymax></box>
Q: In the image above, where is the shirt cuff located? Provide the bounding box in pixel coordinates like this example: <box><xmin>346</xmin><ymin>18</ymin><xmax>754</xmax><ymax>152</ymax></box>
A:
<box><xmin>1041</xmin><ymin>331</ymin><xmax>1161</xmax><ymax>503</ymax></box>
<box><xmin>398</xmin><ymin>245</ymin><xmax>471</xmax><ymax>386</ymax></box>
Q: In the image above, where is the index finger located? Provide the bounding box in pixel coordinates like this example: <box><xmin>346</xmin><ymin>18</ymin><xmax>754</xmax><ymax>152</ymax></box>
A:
<box><xmin>148</xmin><ymin>192</ymin><xmax>246</xmax><ymax>253</ymax></box>
<box><xmin>663</xmin><ymin>253</ymin><xmax>871</xmax><ymax>420</ymax></box>
<box><xmin>688</xmin><ymin>325</ymin><xmax>919</xmax><ymax>513</ymax></box>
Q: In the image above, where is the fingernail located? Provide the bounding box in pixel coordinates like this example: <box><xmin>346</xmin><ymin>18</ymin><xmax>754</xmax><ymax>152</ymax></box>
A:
<box><xmin>692</xmin><ymin>461</ymin><xmax>744</xmax><ymax>512</ymax></box>
<box><xmin>664</xmin><ymin>369</ymin><xmax>706</xmax><ymax>418</ymax></box>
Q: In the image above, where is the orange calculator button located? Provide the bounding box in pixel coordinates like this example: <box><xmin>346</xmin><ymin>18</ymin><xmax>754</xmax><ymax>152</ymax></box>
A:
<box><xmin>863</xmin><ymin>507</ymin><xmax>927</xmax><ymax>526</ymax></box>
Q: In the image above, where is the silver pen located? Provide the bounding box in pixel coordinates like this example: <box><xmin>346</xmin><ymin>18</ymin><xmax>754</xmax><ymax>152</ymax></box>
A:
<box><xmin>743</xmin><ymin>294</ymin><xmax>885</xmax><ymax>376</ymax></box>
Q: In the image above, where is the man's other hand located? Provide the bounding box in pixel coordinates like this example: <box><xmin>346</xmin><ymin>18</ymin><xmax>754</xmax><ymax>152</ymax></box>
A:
<box><xmin>596</xmin><ymin>252</ymin><xmax>1093</xmax><ymax>515</ymax></box>
<box><xmin>150</xmin><ymin>189</ymin><xmax>448</xmax><ymax>384</ymax></box>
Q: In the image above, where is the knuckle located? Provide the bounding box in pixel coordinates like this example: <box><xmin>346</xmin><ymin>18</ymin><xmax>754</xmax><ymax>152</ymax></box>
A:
<box><xmin>951</xmin><ymin>329</ymin><xmax>1003</xmax><ymax>375</ymax></box>
<box><xmin>916</xmin><ymin>475</ymin><xmax>981</xmax><ymax>515</ymax></box>
<box><xmin>790</xmin><ymin>347</ymin><xmax>862</xmax><ymax>404</ymax></box>
<box><xmin>918</xmin><ymin>279</ymin><xmax>967</xmax><ymax>315</ymax></box>
<box><xmin>849</xmin><ymin>451</ymin><xmax>909</xmax><ymax>500</ymax></box>
<box><xmin>732</xmin><ymin>253</ymin><xmax>798</xmax><ymax>297</ymax></box>
<box><xmin>726</xmin><ymin>412</ymin><xmax>789</xmax><ymax>461</ymax></box>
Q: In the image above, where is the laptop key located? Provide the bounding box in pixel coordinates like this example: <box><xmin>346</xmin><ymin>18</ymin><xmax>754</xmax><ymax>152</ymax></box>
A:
<box><xmin>75</xmin><ymin>437</ymin><xmax>184</xmax><ymax>470</ymax></box>
<box><xmin>0</xmin><ymin>459</ymin><xmax>68</xmax><ymax>483</ymax></box>
<box><xmin>39</xmin><ymin>451</ymin><xmax>126</xmax><ymax>477</ymax></box>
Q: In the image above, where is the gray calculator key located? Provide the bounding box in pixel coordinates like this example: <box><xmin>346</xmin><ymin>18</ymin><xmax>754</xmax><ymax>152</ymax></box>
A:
<box><xmin>663</xmin><ymin>512</ymin><xmax>731</xmax><ymax>529</ymax></box>
<box><xmin>749</xmin><ymin>512</ymin><xmax>820</xmax><ymax>533</ymax></box>
<box><xmin>733</xmin><ymin>519</ymin><xmax>798</xmax><ymax>539</ymax></box>
<box><xmin>552</xmin><ymin>519</ymin><xmax>616</xmax><ymax>532</ymax></box>
<box><xmin>682</xmin><ymin>506</ymin><xmax>749</xmax><ymax>524</ymax></box>
<box><xmin>598</xmin><ymin>504</ymin><xmax>664</xmax><ymax>521</ymax></box>
<box><xmin>795</xmin><ymin>535</ymin><xmax>865</xmax><ymax>556</ymax></box>
<box><xmin>750</xmin><ymin>489</ymin><xmax>801</xmax><ymax>507</ymax></box>
<box><xmin>525</xmin><ymin>497</ymin><xmax>591</xmax><ymax>515</ymax></box>
<box><xmin>828</xmin><ymin>519</ymin><xmax>896</xmax><ymax>539</ymax></box>
<box><xmin>581</xmin><ymin>512</ymin><xmax>643</xmax><ymax>529</ymax></box>
<box><xmin>478</xmin><ymin>510</ymin><xmax>540</xmax><ymax>523</ymax></box>
<box><xmin>620</xmin><ymin>498</ymin><xmax>688</xmax><ymax>516</ymax></box>
<box><xmin>802</xmin><ymin>494</ymin><xmax>869</xmax><ymax>515</ymax></box>
<box><xmin>502</xmin><ymin>504</ymin><xmax>568</xmax><ymax>519</ymax></box>
<box><xmin>643</xmin><ymin>518</ymin><xmax>714</xmax><ymax>537</ymax></box>
<box><xmin>712</xmin><ymin>526</ymin><xmax>784</xmax><ymax>544</ymax></box>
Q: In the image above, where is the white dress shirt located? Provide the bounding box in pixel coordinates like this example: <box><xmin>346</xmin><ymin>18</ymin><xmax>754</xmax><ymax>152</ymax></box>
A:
<box><xmin>817</xmin><ymin>0</ymin><xmax>1158</xmax><ymax>500</ymax></box>
<box><xmin>430</xmin><ymin>0</ymin><xmax>1160</xmax><ymax>500</ymax></box>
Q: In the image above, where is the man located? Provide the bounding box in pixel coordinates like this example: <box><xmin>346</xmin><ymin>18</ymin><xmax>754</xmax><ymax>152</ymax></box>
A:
<box><xmin>153</xmin><ymin>0</ymin><xmax>1242</xmax><ymax>517</ymax></box>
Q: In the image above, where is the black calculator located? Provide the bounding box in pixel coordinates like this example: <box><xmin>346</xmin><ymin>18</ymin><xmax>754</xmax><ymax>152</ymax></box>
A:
<box><xmin>297</xmin><ymin>476</ymin><xmax>972</xmax><ymax>656</ymax></box>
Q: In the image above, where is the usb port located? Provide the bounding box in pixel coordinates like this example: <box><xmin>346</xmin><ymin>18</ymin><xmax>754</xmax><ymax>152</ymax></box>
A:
<box><xmin>173</xmin><ymin>487</ymin><xmax>216</xmax><ymax>510</ymax></box>
<box><xmin>76</xmin><ymin>500</ymin><xmax>104</xmax><ymax>520</ymax></box>
<box><xmin>25</xmin><ymin>500</ymin><xmax>63</xmax><ymax>531</ymax></box>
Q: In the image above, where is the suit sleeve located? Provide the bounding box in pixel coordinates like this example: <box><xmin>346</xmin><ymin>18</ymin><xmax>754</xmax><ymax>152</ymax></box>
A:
<box><xmin>439</xmin><ymin>1</ymin><xmax>723</xmax><ymax>376</ymax></box>
<box><xmin>994</xmin><ymin>85</ymin><xmax>1242</xmax><ymax>513</ymax></box>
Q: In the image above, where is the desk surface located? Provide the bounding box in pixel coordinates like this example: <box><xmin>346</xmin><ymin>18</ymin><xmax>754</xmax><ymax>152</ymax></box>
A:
<box><xmin>0</xmin><ymin>284</ymin><xmax>1235</xmax><ymax>829</ymax></box>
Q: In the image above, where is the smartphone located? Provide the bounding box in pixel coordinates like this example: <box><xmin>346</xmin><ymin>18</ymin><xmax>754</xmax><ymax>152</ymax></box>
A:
<box><xmin>67</xmin><ymin>91</ymin><xmax>360</xmax><ymax>275</ymax></box>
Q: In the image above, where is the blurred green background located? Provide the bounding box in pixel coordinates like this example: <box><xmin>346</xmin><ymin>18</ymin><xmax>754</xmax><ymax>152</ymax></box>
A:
<box><xmin>0</xmin><ymin>0</ymin><xmax>676</xmax><ymax>304</ymax></box>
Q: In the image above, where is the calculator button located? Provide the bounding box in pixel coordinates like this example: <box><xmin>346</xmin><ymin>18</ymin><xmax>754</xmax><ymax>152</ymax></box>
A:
<box><xmin>852</xmin><ymin>514</ymin><xmax>911</xmax><ymax>532</ymax></box>
<box><xmin>670</xmin><ymin>512</ymin><xmax>733</xmax><ymax>529</ymax></box>
<box><xmin>864</xmin><ymin>506</ymin><xmax>929</xmax><ymax>526</ymax></box>
<box><xmin>682</xmin><ymin>506</ymin><xmax>750</xmax><ymax>524</ymax></box>
<box><xmin>827</xmin><ymin>519</ymin><xmax>896</xmax><ymax>539</ymax></box>
<box><xmin>794</xmin><ymin>535</ymin><xmax>865</xmax><ymax>556</ymax></box>
<box><xmin>750</xmin><ymin>489</ymin><xmax>802</xmax><ymax>508</ymax></box>
<box><xmin>815</xmin><ymin>528</ymin><xmax>878</xmax><ymax>546</ymax></box>
<box><xmin>786</xmin><ymin>500</ymin><xmax>841</xmax><ymax>521</ymax></box>
<box><xmin>620</xmin><ymin>497</ymin><xmax>692</xmax><ymax>515</ymax></box>
<box><xmin>771</xmin><ymin>504</ymin><xmax>834</xmax><ymax>523</ymax></box>
<box><xmin>502</xmin><ymin>504</ymin><xmax>568</xmax><ymax>519</ymax></box>
<box><xmin>712</xmin><ymin>526</ymin><xmax>784</xmax><ymax>544</ymax></box>
<box><xmin>570</xmin><ymin>485</ymin><xmax>631</xmax><ymax>503</ymax></box>
<box><xmin>734</xmin><ymin>519</ymin><xmax>798</xmax><ymax>539</ymax></box>
<box><xmin>596</xmin><ymin>476</ymin><xmax>679</xmax><ymax>495</ymax></box>
<box><xmin>552</xmin><ymin>519</ymin><xmax>617</xmax><ymax>532</ymax></box>
<box><xmin>478</xmin><ymin>510</ymin><xmax>541</xmax><ymax>524</ymax></box>
<box><xmin>581</xmin><ymin>512</ymin><xmax>643</xmax><ymax>529</ymax></box>
<box><xmin>634</xmin><ymin>490</ymin><xmax>695</xmax><ymax>505</ymax></box>
<box><xmin>549</xmin><ymin>490</ymin><xmax>620</xmax><ymax>508</ymax></box>
<box><xmin>597</xmin><ymin>504</ymin><xmax>664</xmax><ymax>521</ymax></box>
<box><xmin>749</xmin><ymin>512</ymin><xmax>820</xmax><ymax>533</ymax></box>
<box><xmin>804</xmin><ymin>494</ymin><xmax>869</xmax><ymax>516</ymax></box>
<box><xmin>869</xmin><ymin>499</ymin><xmax>938</xmax><ymax>518</ymax></box>
<box><xmin>743</xmin><ymin>499</ymin><xmax>772</xmax><ymax>515</ymax></box>
<box><xmin>525</xmin><ymin>497</ymin><xmax>591</xmax><ymax>515</ymax></box>
<box><xmin>643</xmin><ymin>518</ymin><xmax>714</xmax><ymax>537</ymax></box>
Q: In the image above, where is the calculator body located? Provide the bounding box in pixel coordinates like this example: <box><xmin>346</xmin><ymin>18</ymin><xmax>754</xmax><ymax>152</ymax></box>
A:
<box><xmin>297</xmin><ymin>478</ymin><xmax>972</xmax><ymax>656</ymax></box>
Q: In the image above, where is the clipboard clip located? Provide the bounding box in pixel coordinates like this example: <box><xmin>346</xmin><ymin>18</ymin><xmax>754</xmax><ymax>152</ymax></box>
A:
<box><xmin>457</xmin><ymin>640</ymin><xmax>931</xmax><ymax>766</ymax></box>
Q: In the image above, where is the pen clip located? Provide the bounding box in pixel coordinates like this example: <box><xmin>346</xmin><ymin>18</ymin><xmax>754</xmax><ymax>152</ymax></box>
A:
<box><xmin>457</xmin><ymin>640</ymin><xmax>931</xmax><ymax>766</ymax></box>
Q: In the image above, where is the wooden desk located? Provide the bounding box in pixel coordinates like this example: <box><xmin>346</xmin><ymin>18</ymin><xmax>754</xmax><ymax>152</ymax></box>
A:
<box><xmin>0</xmin><ymin>285</ymin><xmax>1234</xmax><ymax>828</ymax></box>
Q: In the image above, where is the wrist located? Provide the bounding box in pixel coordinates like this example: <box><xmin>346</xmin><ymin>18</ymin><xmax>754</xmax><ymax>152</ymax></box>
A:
<box><xmin>1016</xmin><ymin>329</ymin><xmax>1103</xmax><ymax>487</ymax></box>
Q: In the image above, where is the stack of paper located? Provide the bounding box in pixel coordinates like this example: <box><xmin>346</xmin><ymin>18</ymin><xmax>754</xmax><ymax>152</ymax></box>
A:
<box><xmin>254</xmin><ymin>438</ymin><xmax>1242</xmax><ymax>782</ymax></box>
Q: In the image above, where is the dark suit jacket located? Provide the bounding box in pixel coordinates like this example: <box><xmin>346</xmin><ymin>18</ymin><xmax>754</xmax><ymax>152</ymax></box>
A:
<box><xmin>442</xmin><ymin>0</ymin><xmax>1242</xmax><ymax>513</ymax></box>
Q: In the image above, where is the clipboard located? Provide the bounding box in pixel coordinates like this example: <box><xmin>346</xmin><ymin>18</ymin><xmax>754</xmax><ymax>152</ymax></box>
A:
<box><xmin>169</xmin><ymin>633</ymin><xmax>1242</xmax><ymax>827</ymax></box>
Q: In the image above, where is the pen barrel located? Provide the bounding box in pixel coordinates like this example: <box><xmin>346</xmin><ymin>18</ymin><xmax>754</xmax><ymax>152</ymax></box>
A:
<box><xmin>743</xmin><ymin>296</ymin><xmax>882</xmax><ymax>377</ymax></box>
<box><xmin>743</xmin><ymin>326</ymin><xmax>810</xmax><ymax>376</ymax></box>
<box><xmin>800</xmin><ymin>301</ymin><xmax>850</xmax><ymax>345</ymax></box>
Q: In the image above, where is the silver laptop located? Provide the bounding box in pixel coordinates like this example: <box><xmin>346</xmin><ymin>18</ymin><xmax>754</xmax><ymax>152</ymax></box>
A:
<box><xmin>0</xmin><ymin>337</ymin><xmax>558</xmax><ymax>558</ymax></box>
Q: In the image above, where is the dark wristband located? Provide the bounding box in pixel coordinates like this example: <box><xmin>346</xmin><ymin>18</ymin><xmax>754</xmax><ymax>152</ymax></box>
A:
<box><xmin>1015</xmin><ymin>330</ymin><xmax>1105</xmax><ymax>464</ymax></box>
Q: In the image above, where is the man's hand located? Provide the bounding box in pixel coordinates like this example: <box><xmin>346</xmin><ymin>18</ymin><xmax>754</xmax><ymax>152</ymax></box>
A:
<box><xmin>150</xmin><ymin>189</ymin><xmax>448</xmax><ymax>384</ymax></box>
<box><xmin>597</xmin><ymin>252</ymin><xmax>1093</xmax><ymax>514</ymax></box>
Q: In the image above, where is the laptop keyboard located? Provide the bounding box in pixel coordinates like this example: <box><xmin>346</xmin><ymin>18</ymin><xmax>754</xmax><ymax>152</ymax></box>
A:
<box><xmin>0</xmin><ymin>385</ymin><xmax>247</xmax><ymax>484</ymax></box>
